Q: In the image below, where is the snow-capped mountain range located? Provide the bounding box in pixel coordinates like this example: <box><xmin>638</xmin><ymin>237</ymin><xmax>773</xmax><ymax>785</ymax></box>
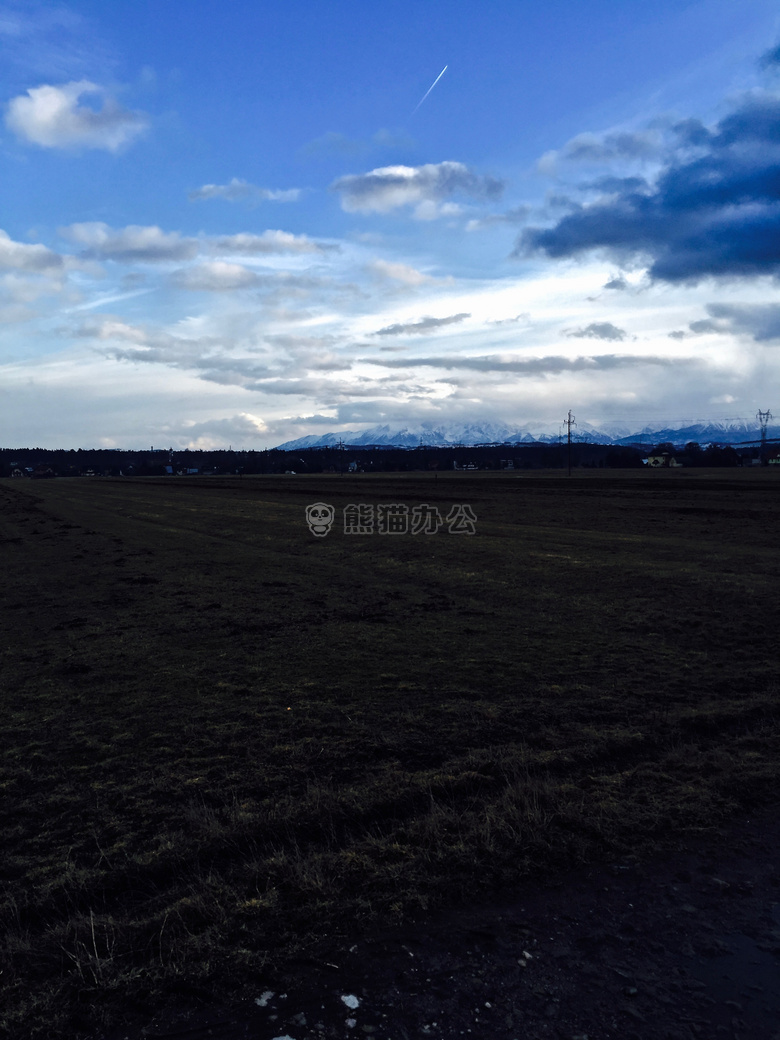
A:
<box><xmin>275</xmin><ymin>419</ymin><xmax>778</xmax><ymax>450</ymax></box>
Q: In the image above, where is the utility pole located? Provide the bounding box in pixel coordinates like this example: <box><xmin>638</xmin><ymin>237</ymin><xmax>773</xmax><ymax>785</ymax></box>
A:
<box><xmin>337</xmin><ymin>437</ymin><xmax>345</xmax><ymax>475</ymax></box>
<box><xmin>757</xmin><ymin>409</ymin><xmax>772</xmax><ymax>464</ymax></box>
<box><xmin>564</xmin><ymin>410</ymin><xmax>576</xmax><ymax>476</ymax></box>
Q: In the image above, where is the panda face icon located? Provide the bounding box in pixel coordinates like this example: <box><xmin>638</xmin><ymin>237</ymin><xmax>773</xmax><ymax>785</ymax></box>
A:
<box><xmin>305</xmin><ymin>502</ymin><xmax>335</xmax><ymax>537</ymax></box>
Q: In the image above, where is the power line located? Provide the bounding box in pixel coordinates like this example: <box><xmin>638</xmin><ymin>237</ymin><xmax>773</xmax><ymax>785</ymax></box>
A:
<box><xmin>565</xmin><ymin>415</ymin><xmax>776</xmax><ymax>427</ymax></box>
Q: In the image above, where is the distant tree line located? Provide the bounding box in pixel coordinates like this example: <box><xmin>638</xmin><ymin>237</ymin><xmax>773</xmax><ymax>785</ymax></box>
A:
<box><xmin>651</xmin><ymin>442</ymin><xmax>743</xmax><ymax>466</ymax></box>
<box><xmin>0</xmin><ymin>443</ymin><xmax>641</xmax><ymax>476</ymax></box>
<box><xmin>0</xmin><ymin>440</ymin><xmax>758</xmax><ymax>478</ymax></box>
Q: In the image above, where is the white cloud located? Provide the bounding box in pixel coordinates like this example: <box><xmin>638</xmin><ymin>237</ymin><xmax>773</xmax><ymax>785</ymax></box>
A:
<box><xmin>537</xmin><ymin>150</ymin><xmax>559</xmax><ymax>176</ymax></box>
<box><xmin>466</xmin><ymin>206</ymin><xmax>530</xmax><ymax>231</ymax></box>
<box><xmin>62</xmin><ymin>223</ymin><xmax>198</xmax><ymax>262</ymax></box>
<box><xmin>0</xmin><ymin>229</ymin><xmax>63</xmax><ymax>271</ymax></box>
<box><xmin>369</xmin><ymin>260</ymin><xmax>434</xmax><ymax>285</ymax></box>
<box><xmin>189</xmin><ymin>178</ymin><xmax>300</xmax><ymax>204</ymax></box>
<box><xmin>413</xmin><ymin>200</ymin><xmax>462</xmax><ymax>221</ymax></box>
<box><xmin>77</xmin><ymin>318</ymin><xmax>148</xmax><ymax>343</ymax></box>
<box><xmin>1</xmin><ymin>271</ymin><xmax>65</xmax><ymax>304</ymax></box>
<box><xmin>0</xmin><ymin>231</ymin><xmax>85</xmax><ymax>325</ymax></box>
<box><xmin>0</xmin><ymin>303</ymin><xmax>36</xmax><ymax>324</ymax></box>
<box><xmin>488</xmin><ymin>313</ymin><xmax>530</xmax><ymax>326</ymax></box>
<box><xmin>710</xmin><ymin>394</ymin><xmax>736</xmax><ymax>404</ymax></box>
<box><xmin>58</xmin><ymin>224</ymin><xmax>334</xmax><ymax>266</ymax></box>
<box><xmin>80</xmin><ymin>318</ymin><xmax>257</xmax><ymax>381</ymax></box>
<box><xmin>173</xmin><ymin>261</ymin><xmax>260</xmax><ymax>291</ymax></box>
<box><xmin>212</xmin><ymin>231</ymin><xmax>334</xmax><ymax>255</ymax></box>
<box><xmin>74</xmin><ymin>315</ymin><xmax>352</xmax><ymax>389</ymax></box>
<box><xmin>12</xmin><ymin>236</ymin><xmax>777</xmax><ymax>447</ymax></box>
<box><xmin>331</xmin><ymin>161</ymin><xmax>503</xmax><ymax>215</ymax></box>
<box><xmin>164</xmin><ymin>412</ymin><xmax>270</xmax><ymax>449</ymax></box>
<box><xmin>5</xmin><ymin>80</ymin><xmax>147</xmax><ymax>151</ymax></box>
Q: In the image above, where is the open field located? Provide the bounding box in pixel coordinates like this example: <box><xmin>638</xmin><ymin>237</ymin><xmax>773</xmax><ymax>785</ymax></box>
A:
<box><xmin>2</xmin><ymin>469</ymin><xmax>780</xmax><ymax>1038</ymax></box>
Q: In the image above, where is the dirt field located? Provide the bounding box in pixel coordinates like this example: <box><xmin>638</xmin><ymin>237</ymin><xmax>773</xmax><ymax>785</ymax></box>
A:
<box><xmin>98</xmin><ymin>800</ymin><xmax>780</xmax><ymax>1040</ymax></box>
<box><xmin>1</xmin><ymin>470</ymin><xmax>779</xmax><ymax>1038</ymax></box>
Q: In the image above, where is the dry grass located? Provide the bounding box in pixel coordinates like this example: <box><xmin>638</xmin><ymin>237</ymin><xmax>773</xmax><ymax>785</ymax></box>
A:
<box><xmin>1</xmin><ymin>470</ymin><xmax>779</xmax><ymax>1037</ymax></box>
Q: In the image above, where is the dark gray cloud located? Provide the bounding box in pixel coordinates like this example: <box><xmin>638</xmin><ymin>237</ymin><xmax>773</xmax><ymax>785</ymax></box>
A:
<box><xmin>567</xmin><ymin>322</ymin><xmax>628</xmax><ymax>341</ymax></box>
<box><xmin>688</xmin><ymin>318</ymin><xmax>723</xmax><ymax>334</ymax></box>
<box><xmin>672</xmin><ymin>118</ymin><xmax>712</xmax><ymax>147</ymax></box>
<box><xmin>361</xmin><ymin>353</ymin><xmax>693</xmax><ymax>373</ymax></box>
<box><xmin>519</xmin><ymin>91</ymin><xmax>780</xmax><ymax>282</ymax></box>
<box><xmin>665</xmin><ymin>304</ymin><xmax>780</xmax><ymax>342</ymax></box>
<box><xmin>702</xmin><ymin>302</ymin><xmax>780</xmax><ymax>341</ymax></box>
<box><xmin>374</xmin><ymin>313</ymin><xmax>470</xmax><ymax>336</ymax></box>
<box><xmin>760</xmin><ymin>43</ymin><xmax>780</xmax><ymax>69</ymax></box>
<box><xmin>603</xmin><ymin>275</ymin><xmax>628</xmax><ymax>290</ymax></box>
<box><xmin>582</xmin><ymin>176</ymin><xmax>648</xmax><ymax>195</ymax></box>
<box><xmin>564</xmin><ymin>130</ymin><xmax>659</xmax><ymax>162</ymax></box>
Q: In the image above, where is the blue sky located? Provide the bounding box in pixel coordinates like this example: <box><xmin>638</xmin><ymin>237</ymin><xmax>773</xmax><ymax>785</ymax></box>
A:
<box><xmin>2</xmin><ymin>0</ymin><xmax>780</xmax><ymax>447</ymax></box>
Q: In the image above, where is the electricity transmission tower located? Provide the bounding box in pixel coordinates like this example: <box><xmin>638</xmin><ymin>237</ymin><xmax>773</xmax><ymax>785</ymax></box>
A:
<box><xmin>564</xmin><ymin>410</ymin><xmax>576</xmax><ymax>476</ymax></box>
<box><xmin>337</xmin><ymin>437</ymin><xmax>345</xmax><ymax>475</ymax></box>
<box><xmin>757</xmin><ymin>409</ymin><xmax>773</xmax><ymax>464</ymax></box>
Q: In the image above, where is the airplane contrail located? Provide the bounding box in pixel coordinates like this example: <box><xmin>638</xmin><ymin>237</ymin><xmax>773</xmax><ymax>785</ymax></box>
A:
<box><xmin>412</xmin><ymin>65</ymin><xmax>448</xmax><ymax>114</ymax></box>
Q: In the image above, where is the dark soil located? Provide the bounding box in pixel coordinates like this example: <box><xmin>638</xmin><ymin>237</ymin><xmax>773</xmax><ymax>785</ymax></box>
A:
<box><xmin>3</xmin><ymin>473</ymin><xmax>779</xmax><ymax>1040</ymax></box>
<box><xmin>97</xmin><ymin>800</ymin><xmax>780</xmax><ymax>1040</ymax></box>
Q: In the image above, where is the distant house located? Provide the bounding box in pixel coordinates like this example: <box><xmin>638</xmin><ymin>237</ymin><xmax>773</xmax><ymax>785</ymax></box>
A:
<box><xmin>645</xmin><ymin>452</ymin><xmax>682</xmax><ymax>468</ymax></box>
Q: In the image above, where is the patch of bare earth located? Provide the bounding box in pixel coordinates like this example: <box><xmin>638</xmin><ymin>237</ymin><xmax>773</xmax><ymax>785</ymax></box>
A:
<box><xmin>97</xmin><ymin>801</ymin><xmax>780</xmax><ymax>1040</ymax></box>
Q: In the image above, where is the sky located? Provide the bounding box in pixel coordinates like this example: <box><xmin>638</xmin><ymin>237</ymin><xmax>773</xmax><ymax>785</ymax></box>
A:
<box><xmin>3</xmin><ymin>0</ymin><xmax>780</xmax><ymax>448</ymax></box>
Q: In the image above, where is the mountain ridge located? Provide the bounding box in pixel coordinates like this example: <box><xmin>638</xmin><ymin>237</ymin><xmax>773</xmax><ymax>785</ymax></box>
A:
<box><xmin>275</xmin><ymin>419</ymin><xmax>779</xmax><ymax>450</ymax></box>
